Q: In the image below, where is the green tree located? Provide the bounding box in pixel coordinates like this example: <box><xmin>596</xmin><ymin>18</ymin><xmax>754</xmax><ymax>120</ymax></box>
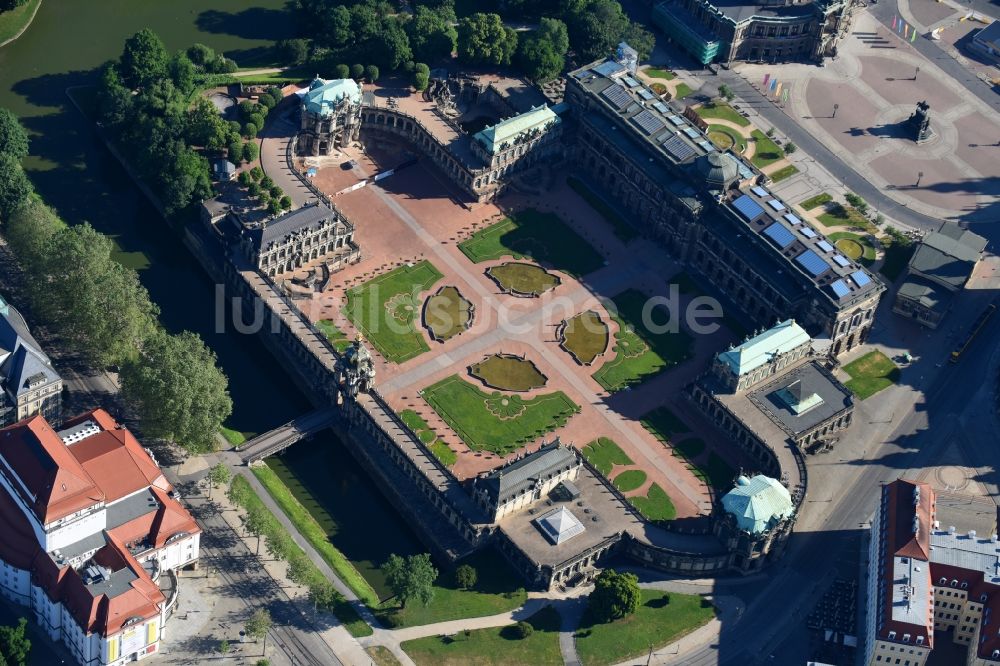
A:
<box><xmin>517</xmin><ymin>36</ymin><xmax>563</xmax><ymax>82</ymax></box>
<box><xmin>4</xmin><ymin>199</ymin><xmax>65</xmax><ymax>270</ymax></box>
<box><xmin>622</xmin><ymin>22</ymin><xmax>654</xmax><ymax>61</ymax></box>
<box><xmin>243</xmin><ymin>141</ymin><xmax>259</xmax><ymax>164</ymax></box>
<box><xmin>512</xmin><ymin>620</ymin><xmax>533</xmax><ymax>639</ymax></box>
<box><xmin>260</xmin><ymin>175</ymin><xmax>274</xmax><ymax>190</ymax></box>
<box><xmin>238</xmin><ymin>169</ymin><xmax>253</xmax><ymax>186</ymax></box>
<box><xmin>784</xmin><ymin>142</ymin><xmax>797</xmax><ymax>154</ymax></box>
<box><xmin>566</xmin><ymin>0</ymin><xmax>631</xmax><ymax>63</ymax></box>
<box><xmin>0</xmin><ymin>154</ymin><xmax>32</xmax><ymax>221</ymax></box>
<box><xmin>243</xmin><ymin>122</ymin><xmax>259</xmax><ymax>139</ymax></box>
<box><xmin>169</xmin><ymin>52</ymin><xmax>196</xmax><ymax>95</ymax></box>
<box><xmin>453</xmin><ymin>564</ymin><xmax>477</xmax><ymax>590</ymax></box>
<box><xmin>334</xmin><ymin>63</ymin><xmax>350</xmax><ymax>80</ymax></box>
<box><xmin>120</xmin><ymin>28</ymin><xmax>169</xmax><ymax>89</ymax></box>
<box><xmin>242</xmin><ymin>506</ymin><xmax>268</xmax><ymax>555</ymax></box>
<box><xmin>350</xmin><ymin>63</ymin><xmax>364</xmax><ymax>80</ymax></box>
<box><xmin>207</xmin><ymin>462</ymin><xmax>231</xmax><ymax>498</ymax></box>
<box><xmin>186</xmin><ymin>98</ymin><xmax>228</xmax><ymax>149</ymax></box>
<box><xmin>0</xmin><ymin>618</ymin><xmax>31</xmax><ymax>666</ymax></box>
<box><xmin>368</xmin><ymin>19</ymin><xmax>412</xmax><ymax>70</ymax></box>
<box><xmin>257</xmin><ymin>93</ymin><xmax>276</xmax><ymax>111</ymax></box>
<box><xmin>457</xmin><ymin>13</ymin><xmax>517</xmax><ymax>66</ymax></box>
<box><xmin>308</xmin><ymin>579</ymin><xmax>338</xmax><ymax>611</ymax></box>
<box><xmin>538</xmin><ymin>17</ymin><xmax>569</xmax><ymax>57</ymax></box>
<box><xmin>249</xmin><ymin>112</ymin><xmax>266</xmax><ymax>132</ymax></box>
<box><xmin>229</xmin><ymin>140</ymin><xmax>244</xmax><ymax>165</ymax></box>
<box><xmin>250</xmin><ymin>166</ymin><xmax>264</xmax><ymax>181</ymax></box>
<box><xmin>412</xmin><ymin>70</ymin><xmax>429</xmax><ymax>91</ymax></box>
<box><xmin>95</xmin><ymin>64</ymin><xmax>134</xmax><ymax>129</ymax></box>
<box><xmin>406</xmin><ymin>5</ymin><xmax>458</xmax><ymax>63</ymax></box>
<box><xmin>245</xmin><ymin>609</ymin><xmax>272</xmax><ymax>655</ymax></box>
<box><xmin>268</xmin><ymin>198</ymin><xmax>282</xmax><ymax>216</ymax></box>
<box><xmin>227</xmin><ymin>478</ymin><xmax>251</xmax><ymax>507</ymax></box>
<box><xmin>279</xmin><ymin>195</ymin><xmax>292</xmax><ymax>210</ymax></box>
<box><xmin>588</xmin><ymin>569</ymin><xmax>640</xmax><ymax>622</ymax></box>
<box><xmin>120</xmin><ymin>329</ymin><xmax>232</xmax><ymax>453</ymax></box>
<box><xmin>364</xmin><ymin>64</ymin><xmax>380</xmax><ymax>82</ymax></box>
<box><xmin>278</xmin><ymin>38</ymin><xmax>310</xmax><ymax>66</ymax></box>
<box><xmin>0</xmin><ymin>108</ymin><xmax>29</xmax><ymax>161</ymax></box>
<box><xmin>718</xmin><ymin>83</ymin><xmax>735</xmax><ymax>101</ymax></box>
<box><xmin>186</xmin><ymin>43</ymin><xmax>217</xmax><ymax>69</ymax></box>
<box><xmin>383</xmin><ymin>553</ymin><xmax>438</xmax><ymax>608</ymax></box>
<box><xmin>155</xmin><ymin>140</ymin><xmax>213</xmax><ymax>215</ymax></box>
<box><xmin>219</xmin><ymin>639</ymin><xmax>231</xmax><ymax>655</ymax></box>
<box><xmin>268</xmin><ymin>185</ymin><xmax>282</xmax><ymax>199</ymax></box>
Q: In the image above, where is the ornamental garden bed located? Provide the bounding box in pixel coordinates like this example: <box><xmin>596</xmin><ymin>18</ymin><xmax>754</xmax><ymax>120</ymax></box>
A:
<box><xmin>423</xmin><ymin>285</ymin><xmax>473</xmax><ymax>342</ymax></box>
<box><xmin>486</xmin><ymin>262</ymin><xmax>560</xmax><ymax>297</ymax></box>
<box><xmin>559</xmin><ymin>310</ymin><xmax>610</xmax><ymax>366</ymax></box>
<box><xmin>469</xmin><ymin>353</ymin><xmax>548</xmax><ymax>392</ymax></box>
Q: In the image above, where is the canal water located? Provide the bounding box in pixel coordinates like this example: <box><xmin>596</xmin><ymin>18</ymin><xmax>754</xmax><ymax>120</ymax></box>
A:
<box><xmin>0</xmin><ymin>1</ymin><xmax>420</xmax><ymax>597</ymax></box>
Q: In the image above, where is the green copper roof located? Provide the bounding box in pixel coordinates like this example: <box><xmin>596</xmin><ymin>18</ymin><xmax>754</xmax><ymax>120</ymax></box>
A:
<box><xmin>722</xmin><ymin>475</ymin><xmax>794</xmax><ymax>534</ymax></box>
<box><xmin>303</xmin><ymin>77</ymin><xmax>361</xmax><ymax>116</ymax></box>
<box><xmin>717</xmin><ymin>319</ymin><xmax>809</xmax><ymax>377</ymax></box>
<box><xmin>474</xmin><ymin>106</ymin><xmax>560</xmax><ymax>154</ymax></box>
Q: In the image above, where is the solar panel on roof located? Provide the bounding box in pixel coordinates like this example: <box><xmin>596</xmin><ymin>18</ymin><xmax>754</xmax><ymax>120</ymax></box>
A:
<box><xmin>783</xmin><ymin>213</ymin><xmax>802</xmax><ymax>225</ymax></box>
<box><xmin>795</xmin><ymin>250</ymin><xmax>829</xmax><ymax>276</ymax></box>
<box><xmin>667</xmin><ymin>114</ymin><xmax>685</xmax><ymax>126</ymax></box>
<box><xmin>593</xmin><ymin>61</ymin><xmax>625</xmax><ymax>77</ymax></box>
<box><xmin>751</xmin><ymin>186</ymin><xmax>769</xmax><ymax>197</ymax></box>
<box><xmin>763</xmin><ymin>223</ymin><xmax>796</xmax><ymax>249</ymax></box>
<box><xmin>830</xmin><ymin>280</ymin><xmax>851</xmax><ymax>299</ymax></box>
<box><xmin>638</xmin><ymin>89</ymin><xmax>655</xmax><ymax>100</ymax></box>
<box><xmin>653</xmin><ymin>101</ymin><xmax>669</xmax><ymax>113</ymax></box>
<box><xmin>851</xmin><ymin>270</ymin><xmax>872</xmax><ymax>286</ymax></box>
<box><xmin>737</xmin><ymin>164</ymin><xmax>754</xmax><ymax>179</ymax></box>
<box><xmin>732</xmin><ymin>194</ymin><xmax>766</xmax><ymax>222</ymax></box>
<box><xmin>800</xmin><ymin>227</ymin><xmax>817</xmax><ymax>239</ymax></box>
<box><xmin>622</xmin><ymin>76</ymin><xmax>640</xmax><ymax>88</ymax></box>
<box><xmin>816</xmin><ymin>240</ymin><xmax>834</xmax><ymax>253</ymax></box>
<box><xmin>832</xmin><ymin>254</ymin><xmax>850</xmax><ymax>267</ymax></box>
<box><xmin>767</xmin><ymin>199</ymin><xmax>786</xmax><ymax>212</ymax></box>
<box><xmin>632</xmin><ymin>109</ymin><xmax>665</xmax><ymax>135</ymax></box>
<box><xmin>600</xmin><ymin>84</ymin><xmax>632</xmax><ymax>110</ymax></box>
<box><xmin>697</xmin><ymin>140</ymin><xmax>714</xmax><ymax>153</ymax></box>
<box><xmin>662</xmin><ymin>135</ymin><xmax>696</xmax><ymax>161</ymax></box>
<box><xmin>683</xmin><ymin>127</ymin><xmax>700</xmax><ymax>139</ymax></box>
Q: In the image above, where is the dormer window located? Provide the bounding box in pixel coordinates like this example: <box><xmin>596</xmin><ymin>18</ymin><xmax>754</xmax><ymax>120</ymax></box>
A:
<box><xmin>902</xmin><ymin>634</ymin><xmax>910</xmax><ymax>643</ymax></box>
<box><xmin>961</xmin><ymin>581</ymin><xmax>968</xmax><ymax>589</ymax></box>
<box><xmin>888</xmin><ymin>631</ymin><xmax>897</xmax><ymax>639</ymax></box>
<box><xmin>951</xmin><ymin>579</ymin><xmax>959</xmax><ymax>587</ymax></box>
<box><xmin>916</xmin><ymin>636</ymin><xmax>924</xmax><ymax>645</ymax></box>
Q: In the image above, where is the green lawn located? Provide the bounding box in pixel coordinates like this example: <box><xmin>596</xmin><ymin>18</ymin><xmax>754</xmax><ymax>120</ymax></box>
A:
<box><xmin>228</xmin><ymin>476</ymin><xmax>372</xmax><ymax>637</ymax></box>
<box><xmin>879</xmin><ymin>238</ymin><xmax>915</xmax><ymax>282</ymax></box>
<box><xmin>643</xmin><ymin>66</ymin><xmax>677</xmax><ymax>81</ymax></box>
<box><xmin>470</xmin><ymin>354</ymin><xmax>547</xmax><ymax>392</ymax></box>
<box><xmin>750</xmin><ymin>130</ymin><xmax>785</xmax><ymax>168</ymax></box>
<box><xmin>817</xmin><ymin>203</ymin><xmax>871</xmax><ymax>229</ymax></box>
<box><xmin>252</xmin><ymin>463</ymin><xmax>380</xmax><ymax>606</ymax></box>
<box><xmin>629</xmin><ymin>483</ymin><xmax>677</xmax><ymax>521</ymax></box>
<box><xmin>377</xmin><ymin>549</ymin><xmax>528</xmax><ymax>629</ymax></box>
<box><xmin>315</xmin><ymin>319</ymin><xmax>353</xmax><ymax>352</ymax></box>
<box><xmin>400</xmin><ymin>410</ymin><xmax>456</xmax><ymax>467</ymax></box>
<box><xmin>706</xmin><ymin>124</ymin><xmax>747</xmax><ymax>153</ymax></box>
<box><xmin>612</xmin><ymin>469</ymin><xmax>647</xmax><ymax>492</ymax></box>
<box><xmin>574</xmin><ymin>590</ymin><xmax>716</xmax><ymax>665</ymax></box>
<box><xmin>0</xmin><ymin>0</ymin><xmax>40</xmax><ymax>45</ymax></box>
<box><xmin>220</xmin><ymin>426</ymin><xmax>246</xmax><ymax>448</ymax></box>
<box><xmin>842</xmin><ymin>350</ymin><xmax>900</xmax><ymax>400</ymax></box>
<box><xmin>640</xmin><ymin>406</ymin><xmax>693</xmax><ymax>443</ymax></box>
<box><xmin>343</xmin><ymin>261</ymin><xmax>443</xmax><ymax>363</ymax></box>
<box><xmin>487</xmin><ymin>262</ymin><xmax>560</xmax><ymax>296</ymax></box>
<box><xmin>429</xmin><ymin>440</ymin><xmax>458</xmax><ymax>466</ymax></box>
<box><xmin>769</xmin><ymin>164</ymin><xmax>799</xmax><ymax>183</ymax></box>
<box><xmin>366</xmin><ymin>646</ymin><xmax>403</xmax><ymax>666</ymax></box>
<box><xmin>561</xmin><ymin>311</ymin><xmax>610</xmax><ymax>365</ymax></box>
<box><xmin>424</xmin><ymin>286</ymin><xmax>473</xmax><ymax>341</ymax></box>
<box><xmin>693</xmin><ymin>102</ymin><xmax>750</xmax><ymax>127</ymax></box>
<box><xmin>422</xmin><ymin>376</ymin><xmax>579</xmax><ymax>456</ymax></box>
<box><xmin>799</xmin><ymin>192</ymin><xmax>833</xmax><ymax>211</ymax></box>
<box><xmin>674</xmin><ymin>82</ymin><xmax>694</xmax><ymax>100</ymax></box>
<box><xmin>592</xmin><ymin>290</ymin><xmax>694</xmax><ymax>392</ymax></box>
<box><xmin>402</xmin><ymin>605</ymin><xmax>562</xmax><ymax>666</ymax></box>
<box><xmin>582</xmin><ymin>437</ymin><xmax>634</xmax><ymax>476</ymax></box>
<box><xmin>827</xmin><ymin>232</ymin><xmax>876</xmax><ymax>265</ymax></box>
<box><xmin>459</xmin><ymin>209</ymin><xmax>604</xmax><ymax>275</ymax></box>
<box><xmin>567</xmin><ymin>176</ymin><xmax>638</xmax><ymax>242</ymax></box>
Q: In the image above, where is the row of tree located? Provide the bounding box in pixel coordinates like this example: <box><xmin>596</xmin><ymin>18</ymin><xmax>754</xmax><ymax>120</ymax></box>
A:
<box><xmin>0</xmin><ymin>108</ymin><xmax>232</xmax><ymax>454</ymax></box>
<box><xmin>290</xmin><ymin>0</ymin><xmax>652</xmax><ymax>83</ymax></box>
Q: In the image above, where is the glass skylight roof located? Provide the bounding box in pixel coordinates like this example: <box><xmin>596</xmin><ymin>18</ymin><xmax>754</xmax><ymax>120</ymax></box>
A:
<box><xmin>732</xmin><ymin>194</ymin><xmax>766</xmax><ymax>221</ymax></box>
<box><xmin>763</xmin><ymin>223</ymin><xmax>796</xmax><ymax>249</ymax></box>
<box><xmin>832</xmin><ymin>254</ymin><xmax>851</xmax><ymax>267</ymax></box>
<box><xmin>816</xmin><ymin>240</ymin><xmax>834</xmax><ymax>253</ymax></box>
<box><xmin>851</xmin><ymin>270</ymin><xmax>872</xmax><ymax>286</ymax></box>
<box><xmin>796</xmin><ymin>250</ymin><xmax>829</xmax><ymax>276</ymax></box>
<box><xmin>830</xmin><ymin>279</ymin><xmax>851</xmax><ymax>298</ymax></box>
<box><xmin>800</xmin><ymin>227</ymin><xmax>817</xmax><ymax>239</ymax></box>
<box><xmin>751</xmin><ymin>186</ymin><xmax>769</xmax><ymax>197</ymax></box>
<box><xmin>767</xmin><ymin>199</ymin><xmax>786</xmax><ymax>212</ymax></box>
<box><xmin>783</xmin><ymin>213</ymin><xmax>802</xmax><ymax>225</ymax></box>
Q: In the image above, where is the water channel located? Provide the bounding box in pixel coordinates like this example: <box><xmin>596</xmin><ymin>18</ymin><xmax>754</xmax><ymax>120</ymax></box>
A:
<box><xmin>0</xmin><ymin>0</ymin><xmax>420</xmax><ymax>597</ymax></box>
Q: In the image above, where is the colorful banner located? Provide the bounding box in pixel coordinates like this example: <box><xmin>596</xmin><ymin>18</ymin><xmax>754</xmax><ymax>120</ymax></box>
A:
<box><xmin>763</xmin><ymin>73</ymin><xmax>771</xmax><ymax>88</ymax></box>
<box><xmin>904</xmin><ymin>25</ymin><xmax>910</xmax><ymax>38</ymax></box>
<box><xmin>770</xmin><ymin>78</ymin><xmax>778</xmax><ymax>92</ymax></box>
<box><xmin>781</xmin><ymin>88</ymin><xmax>789</xmax><ymax>103</ymax></box>
<box><xmin>774</xmin><ymin>82</ymin><xmax>783</xmax><ymax>98</ymax></box>
<box><xmin>892</xmin><ymin>15</ymin><xmax>898</xmax><ymax>29</ymax></box>
<box><xmin>898</xmin><ymin>20</ymin><xmax>904</xmax><ymax>34</ymax></box>
<box><xmin>910</xmin><ymin>28</ymin><xmax>917</xmax><ymax>42</ymax></box>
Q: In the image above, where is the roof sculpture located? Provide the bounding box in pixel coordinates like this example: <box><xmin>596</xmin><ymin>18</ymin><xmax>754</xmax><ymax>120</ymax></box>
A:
<box><xmin>721</xmin><ymin>475</ymin><xmax>794</xmax><ymax>534</ymax></box>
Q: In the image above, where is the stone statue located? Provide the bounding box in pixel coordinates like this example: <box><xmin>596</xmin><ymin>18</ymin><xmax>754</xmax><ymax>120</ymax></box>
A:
<box><xmin>905</xmin><ymin>101</ymin><xmax>933</xmax><ymax>144</ymax></box>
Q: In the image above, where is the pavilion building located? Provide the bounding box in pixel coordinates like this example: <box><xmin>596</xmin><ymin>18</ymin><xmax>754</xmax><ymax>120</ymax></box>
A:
<box><xmin>298</xmin><ymin>77</ymin><xmax>363</xmax><ymax>156</ymax></box>
<box><xmin>714</xmin><ymin>474</ymin><xmax>796</xmax><ymax>572</ymax></box>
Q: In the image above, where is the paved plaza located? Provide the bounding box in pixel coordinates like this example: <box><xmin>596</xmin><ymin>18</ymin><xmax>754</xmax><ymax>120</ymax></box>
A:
<box><xmin>733</xmin><ymin>11</ymin><xmax>1000</xmax><ymax>225</ymax></box>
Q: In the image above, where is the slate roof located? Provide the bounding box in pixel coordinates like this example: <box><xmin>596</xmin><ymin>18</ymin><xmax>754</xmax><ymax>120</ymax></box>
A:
<box><xmin>302</xmin><ymin>77</ymin><xmax>361</xmax><ymax>116</ymax></box>
<box><xmin>474</xmin><ymin>105</ymin><xmax>560</xmax><ymax>155</ymax></box>
<box><xmin>479</xmin><ymin>442</ymin><xmax>578</xmax><ymax>508</ymax></box>
<box><xmin>897</xmin><ymin>277</ymin><xmax>948</xmax><ymax>312</ymax></box>
<box><xmin>908</xmin><ymin>228</ymin><xmax>987</xmax><ymax>289</ymax></box>
<box><xmin>0</xmin><ymin>296</ymin><xmax>60</xmax><ymax>400</ymax></box>
<box><xmin>721</xmin><ymin>475</ymin><xmax>794</xmax><ymax>534</ymax></box>
<box><xmin>717</xmin><ymin>319</ymin><xmax>810</xmax><ymax>376</ymax></box>
<box><xmin>244</xmin><ymin>203</ymin><xmax>347</xmax><ymax>251</ymax></box>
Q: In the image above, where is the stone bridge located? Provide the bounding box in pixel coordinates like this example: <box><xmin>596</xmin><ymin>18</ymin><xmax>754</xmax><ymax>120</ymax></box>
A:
<box><xmin>239</xmin><ymin>406</ymin><xmax>341</xmax><ymax>464</ymax></box>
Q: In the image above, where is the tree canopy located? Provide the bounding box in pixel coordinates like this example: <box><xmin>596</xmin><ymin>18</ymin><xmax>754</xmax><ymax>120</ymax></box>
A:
<box><xmin>0</xmin><ymin>618</ymin><xmax>30</xmax><ymax>666</ymax></box>
<box><xmin>383</xmin><ymin>553</ymin><xmax>438</xmax><ymax>608</ymax></box>
<box><xmin>0</xmin><ymin>153</ymin><xmax>32</xmax><ymax>221</ymax></box>
<box><xmin>0</xmin><ymin>108</ymin><xmax>29</xmax><ymax>161</ymax></box>
<box><xmin>406</xmin><ymin>5</ymin><xmax>457</xmax><ymax>64</ymax></box>
<box><xmin>457</xmin><ymin>13</ymin><xmax>518</xmax><ymax>66</ymax></box>
<box><xmin>588</xmin><ymin>569</ymin><xmax>641</xmax><ymax>622</ymax></box>
<box><xmin>119</xmin><ymin>28</ymin><xmax>169</xmax><ymax>90</ymax></box>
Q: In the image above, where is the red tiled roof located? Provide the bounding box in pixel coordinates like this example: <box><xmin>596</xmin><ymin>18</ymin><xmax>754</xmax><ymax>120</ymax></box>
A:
<box><xmin>71</xmin><ymin>429</ymin><xmax>168</xmax><ymax>503</ymax></box>
<box><xmin>0</xmin><ymin>416</ymin><xmax>104</xmax><ymax>523</ymax></box>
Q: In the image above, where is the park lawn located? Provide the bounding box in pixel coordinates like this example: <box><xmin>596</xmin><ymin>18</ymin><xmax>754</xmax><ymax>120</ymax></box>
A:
<box><xmin>458</xmin><ymin>208</ymin><xmax>604</xmax><ymax>275</ymax></box>
<box><xmin>424</xmin><ymin>286</ymin><xmax>472</xmax><ymax>341</ymax></box>
<box><xmin>562</xmin><ymin>311</ymin><xmax>610</xmax><ymax>365</ymax></box>
<box><xmin>582</xmin><ymin>437</ymin><xmax>634</xmax><ymax>476</ymax></box>
<box><xmin>612</xmin><ymin>469</ymin><xmax>647</xmax><ymax>492</ymax></box>
<box><xmin>429</xmin><ymin>440</ymin><xmax>458</xmax><ymax>466</ymax></box>
<box><xmin>228</xmin><ymin>476</ymin><xmax>373</xmax><ymax>637</ymax></box>
<box><xmin>879</xmin><ymin>238</ymin><xmax>916</xmax><ymax>282</ymax></box>
<box><xmin>640</xmin><ymin>406</ymin><xmax>693</xmax><ymax>443</ymax></box>
<box><xmin>643</xmin><ymin>66</ymin><xmax>677</xmax><ymax>81</ymax></box>
<box><xmin>769</xmin><ymin>164</ymin><xmax>799</xmax><ymax>183</ymax></box>
<box><xmin>422</xmin><ymin>375</ymin><xmax>579</xmax><ymax>456</ymax></box>
<box><xmin>251</xmin><ymin>463</ymin><xmax>380</xmax><ymax>607</ymax></box>
<box><xmin>0</xmin><ymin>0</ymin><xmax>40</xmax><ymax>45</ymax></box>
<box><xmin>706</xmin><ymin>124</ymin><xmax>747</xmax><ymax>153</ymax></box>
<box><xmin>315</xmin><ymin>319</ymin><xmax>353</xmax><ymax>352</ymax></box>
<box><xmin>343</xmin><ymin>261</ymin><xmax>442</xmax><ymax>363</ymax></box>
<box><xmin>574</xmin><ymin>589</ymin><xmax>716</xmax><ymax>666</ymax></box>
<box><xmin>629</xmin><ymin>483</ymin><xmax>677</xmax><ymax>521</ymax></box>
<box><xmin>693</xmin><ymin>102</ymin><xmax>750</xmax><ymax>127</ymax></box>
<box><xmin>400</xmin><ymin>410</ymin><xmax>457</xmax><ymax>466</ymax></box>
<box><xmin>470</xmin><ymin>355</ymin><xmax>547</xmax><ymax>392</ymax></box>
<box><xmin>842</xmin><ymin>350</ymin><xmax>900</xmax><ymax>400</ymax></box>
<box><xmin>567</xmin><ymin>176</ymin><xmax>638</xmax><ymax>241</ymax></box>
<box><xmin>219</xmin><ymin>426</ymin><xmax>247</xmax><ymax>448</ymax></box>
<box><xmin>674</xmin><ymin>82</ymin><xmax>694</xmax><ymax>99</ymax></box>
<box><xmin>817</xmin><ymin>203</ymin><xmax>870</xmax><ymax>229</ymax></box>
<box><xmin>799</xmin><ymin>192</ymin><xmax>833</xmax><ymax>211</ymax></box>
<box><xmin>750</xmin><ymin>130</ymin><xmax>785</xmax><ymax>168</ymax></box>
<box><xmin>592</xmin><ymin>290</ymin><xmax>694</xmax><ymax>392</ymax></box>
<box><xmin>377</xmin><ymin>549</ymin><xmax>528</xmax><ymax>628</ymax></box>
<box><xmin>827</xmin><ymin>231</ymin><xmax>876</xmax><ymax>265</ymax></box>
<box><xmin>487</xmin><ymin>262</ymin><xmax>560</xmax><ymax>296</ymax></box>
<box><xmin>401</xmin><ymin>605</ymin><xmax>562</xmax><ymax>666</ymax></box>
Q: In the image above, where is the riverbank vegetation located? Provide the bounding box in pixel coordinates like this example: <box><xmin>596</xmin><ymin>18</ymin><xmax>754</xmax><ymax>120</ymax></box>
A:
<box><xmin>0</xmin><ymin>0</ymin><xmax>38</xmax><ymax>46</ymax></box>
<box><xmin>0</xmin><ymin>108</ymin><xmax>231</xmax><ymax>454</ymax></box>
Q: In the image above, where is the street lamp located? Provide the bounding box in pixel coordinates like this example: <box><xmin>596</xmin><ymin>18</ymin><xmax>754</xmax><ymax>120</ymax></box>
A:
<box><xmin>914</xmin><ymin>66</ymin><xmax>920</xmax><ymax>80</ymax></box>
<box><xmin>832</xmin><ymin>103</ymin><xmax>839</xmax><ymax>119</ymax></box>
<box><xmin>916</xmin><ymin>171</ymin><xmax>924</xmax><ymax>187</ymax></box>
